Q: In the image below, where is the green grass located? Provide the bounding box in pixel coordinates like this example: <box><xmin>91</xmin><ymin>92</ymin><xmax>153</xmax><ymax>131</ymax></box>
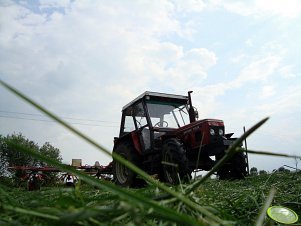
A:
<box><xmin>1</xmin><ymin>172</ymin><xmax>300</xmax><ymax>225</ymax></box>
<box><xmin>195</xmin><ymin>172</ymin><xmax>301</xmax><ymax>225</ymax></box>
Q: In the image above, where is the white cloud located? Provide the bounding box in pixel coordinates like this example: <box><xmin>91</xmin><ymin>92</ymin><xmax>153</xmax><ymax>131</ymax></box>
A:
<box><xmin>38</xmin><ymin>0</ymin><xmax>71</xmax><ymax>9</ymax></box>
<box><xmin>164</xmin><ymin>48</ymin><xmax>217</xmax><ymax>91</ymax></box>
<box><xmin>260</xmin><ymin>85</ymin><xmax>276</xmax><ymax>99</ymax></box>
<box><xmin>173</xmin><ymin>0</ymin><xmax>206</xmax><ymax>12</ymax></box>
<box><xmin>257</xmin><ymin>84</ymin><xmax>301</xmax><ymax>116</ymax></box>
<box><xmin>209</xmin><ymin>0</ymin><xmax>301</xmax><ymax>19</ymax></box>
<box><xmin>230</xmin><ymin>53</ymin><xmax>247</xmax><ymax>63</ymax></box>
<box><xmin>245</xmin><ymin>39</ymin><xmax>254</xmax><ymax>47</ymax></box>
<box><xmin>123</xmin><ymin>43</ymin><xmax>217</xmax><ymax>92</ymax></box>
<box><xmin>0</xmin><ymin>1</ymin><xmax>179</xmax><ymax>90</ymax></box>
<box><xmin>183</xmin><ymin>48</ymin><xmax>217</xmax><ymax>69</ymax></box>
<box><xmin>192</xmin><ymin>55</ymin><xmax>281</xmax><ymax>102</ymax></box>
<box><xmin>279</xmin><ymin>65</ymin><xmax>296</xmax><ymax>79</ymax></box>
<box><xmin>191</xmin><ymin>83</ymin><xmax>228</xmax><ymax>117</ymax></box>
<box><xmin>234</xmin><ymin>56</ymin><xmax>281</xmax><ymax>86</ymax></box>
<box><xmin>218</xmin><ymin>1</ymin><xmax>254</xmax><ymax>17</ymax></box>
<box><xmin>184</xmin><ymin>54</ymin><xmax>290</xmax><ymax>120</ymax></box>
<box><xmin>254</xmin><ymin>0</ymin><xmax>301</xmax><ymax>19</ymax></box>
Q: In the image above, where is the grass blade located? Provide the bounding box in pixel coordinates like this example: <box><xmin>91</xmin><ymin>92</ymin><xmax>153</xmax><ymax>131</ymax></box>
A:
<box><xmin>242</xmin><ymin>149</ymin><xmax>301</xmax><ymax>159</ymax></box>
<box><xmin>254</xmin><ymin>187</ymin><xmax>276</xmax><ymax>226</ymax></box>
<box><xmin>3</xmin><ymin>204</ymin><xmax>59</xmax><ymax>220</ymax></box>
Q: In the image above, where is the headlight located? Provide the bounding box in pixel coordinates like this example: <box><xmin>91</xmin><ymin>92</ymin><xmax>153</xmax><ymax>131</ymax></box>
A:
<box><xmin>210</xmin><ymin>128</ymin><xmax>215</xmax><ymax>135</ymax></box>
<box><xmin>218</xmin><ymin>129</ymin><xmax>224</xmax><ymax>136</ymax></box>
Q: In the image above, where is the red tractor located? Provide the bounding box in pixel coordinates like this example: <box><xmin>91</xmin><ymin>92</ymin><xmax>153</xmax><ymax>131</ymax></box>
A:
<box><xmin>112</xmin><ymin>91</ymin><xmax>247</xmax><ymax>187</ymax></box>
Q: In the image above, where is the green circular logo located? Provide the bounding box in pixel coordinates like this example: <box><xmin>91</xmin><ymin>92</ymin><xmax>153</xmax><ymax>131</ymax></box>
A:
<box><xmin>267</xmin><ymin>206</ymin><xmax>298</xmax><ymax>224</ymax></box>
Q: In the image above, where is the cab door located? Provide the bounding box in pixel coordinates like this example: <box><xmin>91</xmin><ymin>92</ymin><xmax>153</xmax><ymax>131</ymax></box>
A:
<box><xmin>132</xmin><ymin>101</ymin><xmax>152</xmax><ymax>152</ymax></box>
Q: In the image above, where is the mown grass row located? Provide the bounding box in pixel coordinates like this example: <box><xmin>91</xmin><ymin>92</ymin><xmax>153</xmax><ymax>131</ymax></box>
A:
<box><xmin>1</xmin><ymin>171</ymin><xmax>300</xmax><ymax>225</ymax></box>
<box><xmin>195</xmin><ymin>171</ymin><xmax>301</xmax><ymax>225</ymax></box>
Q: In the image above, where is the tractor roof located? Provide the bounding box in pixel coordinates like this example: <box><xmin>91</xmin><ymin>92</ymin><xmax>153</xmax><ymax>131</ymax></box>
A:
<box><xmin>122</xmin><ymin>91</ymin><xmax>188</xmax><ymax>110</ymax></box>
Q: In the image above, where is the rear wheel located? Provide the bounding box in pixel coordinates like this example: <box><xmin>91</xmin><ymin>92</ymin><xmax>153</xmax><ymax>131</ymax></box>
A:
<box><xmin>113</xmin><ymin>142</ymin><xmax>139</xmax><ymax>187</ymax></box>
<box><xmin>216</xmin><ymin>152</ymin><xmax>248</xmax><ymax>180</ymax></box>
<box><xmin>161</xmin><ymin>138</ymin><xmax>191</xmax><ymax>184</ymax></box>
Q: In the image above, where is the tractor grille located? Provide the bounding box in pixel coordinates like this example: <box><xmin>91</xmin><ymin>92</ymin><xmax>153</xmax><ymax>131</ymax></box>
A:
<box><xmin>210</xmin><ymin>126</ymin><xmax>224</xmax><ymax>144</ymax></box>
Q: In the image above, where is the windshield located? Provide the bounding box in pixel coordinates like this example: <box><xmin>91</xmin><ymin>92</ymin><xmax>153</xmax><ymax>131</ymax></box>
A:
<box><xmin>146</xmin><ymin>102</ymin><xmax>190</xmax><ymax>128</ymax></box>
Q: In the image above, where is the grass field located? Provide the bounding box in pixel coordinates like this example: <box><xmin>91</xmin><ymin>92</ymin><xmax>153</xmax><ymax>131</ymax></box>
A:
<box><xmin>1</xmin><ymin>171</ymin><xmax>300</xmax><ymax>225</ymax></box>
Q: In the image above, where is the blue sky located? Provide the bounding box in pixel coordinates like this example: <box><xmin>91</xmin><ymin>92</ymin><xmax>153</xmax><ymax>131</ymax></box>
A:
<box><xmin>0</xmin><ymin>0</ymin><xmax>300</xmax><ymax>172</ymax></box>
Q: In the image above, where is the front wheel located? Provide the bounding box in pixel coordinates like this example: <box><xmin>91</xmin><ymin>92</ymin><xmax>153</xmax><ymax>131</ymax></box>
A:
<box><xmin>161</xmin><ymin>138</ymin><xmax>191</xmax><ymax>184</ymax></box>
<box><xmin>113</xmin><ymin>142</ymin><xmax>139</xmax><ymax>187</ymax></box>
<box><xmin>216</xmin><ymin>152</ymin><xmax>248</xmax><ymax>180</ymax></box>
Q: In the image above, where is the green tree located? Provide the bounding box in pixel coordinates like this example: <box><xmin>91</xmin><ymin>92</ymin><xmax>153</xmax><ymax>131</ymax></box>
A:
<box><xmin>38</xmin><ymin>142</ymin><xmax>63</xmax><ymax>185</ymax></box>
<box><xmin>278</xmin><ymin>166</ymin><xmax>285</xmax><ymax>172</ymax></box>
<box><xmin>0</xmin><ymin>133</ymin><xmax>62</xmax><ymax>177</ymax></box>
<box><xmin>250</xmin><ymin>167</ymin><xmax>258</xmax><ymax>176</ymax></box>
<box><xmin>39</xmin><ymin>142</ymin><xmax>62</xmax><ymax>166</ymax></box>
<box><xmin>0</xmin><ymin>133</ymin><xmax>40</xmax><ymax>176</ymax></box>
<box><xmin>0</xmin><ymin>135</ymin><xmax>8</xmax><ymax>176</ymax></box>
<box><xmin>259</xmin><ymin>170</ymin><xmax>267</xmax><ymax>175</ymax></box>
<box><xmin>278</xmin><ymin>166</ymin><xmax>290</xmax><ymax>173</ymax></box>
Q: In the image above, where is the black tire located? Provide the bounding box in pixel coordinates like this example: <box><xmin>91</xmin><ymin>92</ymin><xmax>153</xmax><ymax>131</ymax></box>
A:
<box><xmin>161</xmin><ymin>138</ymin><xmax>191</xmax><ymax>184</ymax></box>
<box><xmin>216</xmin><ymin>152</ymin><xmax>248</xmax><ymax>180</ymax></box>
<box><xmin>113</xmin><ymin>142</ymin><xmax>139</xmax><ymax>187</ymax></box>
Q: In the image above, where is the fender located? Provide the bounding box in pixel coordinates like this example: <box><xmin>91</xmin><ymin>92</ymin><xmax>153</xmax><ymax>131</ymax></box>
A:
<box><xmin>113</xmin><ymin>131</ymin><xmax>142</xmax><ymax>154</ymax></box>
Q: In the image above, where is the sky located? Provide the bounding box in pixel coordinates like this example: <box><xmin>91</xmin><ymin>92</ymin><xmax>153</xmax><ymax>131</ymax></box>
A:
<box><xmin>0</xmin><ymin>0</ymin><xmax>300</xmax><ymax>172</ymax></box>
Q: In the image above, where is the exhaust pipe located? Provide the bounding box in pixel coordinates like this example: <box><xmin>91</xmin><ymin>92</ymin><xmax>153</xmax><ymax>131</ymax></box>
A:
<box><xmin>188</xmin><ymin>91</ymin><xmax>196</xmax><ymax>123</ymax></box>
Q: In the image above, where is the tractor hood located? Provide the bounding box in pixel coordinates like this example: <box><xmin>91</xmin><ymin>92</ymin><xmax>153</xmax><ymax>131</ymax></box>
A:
<box><xmin>176</xmin><ymin>119</ymin><xmax>224</xmax><ymax>134</ymax></box>
<box><xmin>173</xmin><ymin>119</ymin><xmax>225</xmax><ymax>150</ymax></box>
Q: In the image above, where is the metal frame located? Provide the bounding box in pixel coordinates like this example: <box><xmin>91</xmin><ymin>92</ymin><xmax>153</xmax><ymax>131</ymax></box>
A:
<box><xmin>122</xmin><ymin>91</ymin><xmax>188</xmax><ymax>110</ymax></box>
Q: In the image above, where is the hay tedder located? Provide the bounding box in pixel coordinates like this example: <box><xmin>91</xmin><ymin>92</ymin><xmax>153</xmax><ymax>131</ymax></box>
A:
<box><xmin>8</xmin><ymin>160</ymin><xmax>113</xmax><ymax>190</ymax></box>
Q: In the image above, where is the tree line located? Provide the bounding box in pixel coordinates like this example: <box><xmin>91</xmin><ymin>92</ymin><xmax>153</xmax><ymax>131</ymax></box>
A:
<box><xmin>0</xmin><ymin>133</ymin><xmax>62</xmax><ymax>177</ymax></box>
<box><xmin>249</xmin><ymin>166</ymin><xmax>291</xmax><ymax>176</ymax></box>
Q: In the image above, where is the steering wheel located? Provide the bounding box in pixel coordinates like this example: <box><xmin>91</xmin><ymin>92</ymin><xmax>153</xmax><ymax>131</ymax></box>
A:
<box><xmin>154</xmin><ymin>121</ymin><xmax>168</xmax><ymax>127</ymax></box>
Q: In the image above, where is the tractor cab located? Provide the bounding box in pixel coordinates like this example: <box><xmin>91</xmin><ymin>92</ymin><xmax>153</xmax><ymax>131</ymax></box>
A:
<box><xmin>118</xmin><ymin>92</ymin><xmax>194</xmax><ymax>152</ymax></box>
